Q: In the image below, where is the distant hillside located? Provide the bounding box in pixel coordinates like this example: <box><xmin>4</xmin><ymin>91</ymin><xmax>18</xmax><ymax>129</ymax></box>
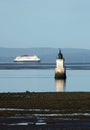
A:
<box><xmin>0</xmin><ymin>47</ymin><xmax>90</xmax><ymax>63</ymax></box>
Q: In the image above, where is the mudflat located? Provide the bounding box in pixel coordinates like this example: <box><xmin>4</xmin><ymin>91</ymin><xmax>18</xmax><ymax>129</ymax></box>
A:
<box><xmin>0</xmin><ymin>92</ymin><xmax>90</xmax><ymax>129</ymax></box>
<box><xmin>0</xmin><ymin>92</ymin><xmax>90</xmax><ymax>118</ymax></box>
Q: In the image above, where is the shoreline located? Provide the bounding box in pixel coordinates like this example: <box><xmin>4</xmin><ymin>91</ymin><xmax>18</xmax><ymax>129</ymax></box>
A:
<box><xmin>0</xmin><ymin>92</ymin><xmax>90</xmax><ymax>129</ymax></box>
<box><xmin>0</xmin><ymin>92</ymin><xmax>90</xmax><ymax>119</ymax></box>
<box><xmin>0</xmin><ymin>63</ymin><xmax>90</xmax><ymax>70</ymax></box>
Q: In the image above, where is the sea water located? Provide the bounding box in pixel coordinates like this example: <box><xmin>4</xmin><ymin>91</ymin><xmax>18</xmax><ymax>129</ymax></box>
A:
<box><xmin>0</xmin><ymin>68</ymin><xmax>90</xmax><ymax>92</ymax></box>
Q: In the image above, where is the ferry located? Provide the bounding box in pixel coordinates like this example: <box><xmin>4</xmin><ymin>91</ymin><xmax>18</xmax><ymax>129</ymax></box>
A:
<box><xmin>14</xmin><ymin>55</ymin><xmax>40</xmax><ymax>62</ymax></box>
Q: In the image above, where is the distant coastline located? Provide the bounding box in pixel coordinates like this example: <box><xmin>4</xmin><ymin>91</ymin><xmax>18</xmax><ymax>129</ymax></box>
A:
<box><xmin>0</xmin><ymin>47</ymin><xmax>90</xmax><ymax>63</ymax></box>
<box><xmin>0</xmin><ymin>62</ymin><xmax>90</xmax><ymax>70</ymax></box>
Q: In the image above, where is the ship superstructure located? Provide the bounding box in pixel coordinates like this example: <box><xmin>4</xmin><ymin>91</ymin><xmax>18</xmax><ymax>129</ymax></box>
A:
<box><xmin>14</xmin><ymin>55</ymin><xmax>40</xmax><ymax>62</ymax></box>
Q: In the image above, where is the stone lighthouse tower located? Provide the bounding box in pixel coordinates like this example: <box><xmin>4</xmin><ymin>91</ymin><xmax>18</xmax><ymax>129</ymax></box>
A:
<box><xmin>55</xmin><ymin>49</ymin><xmax>66</xmax><ymax>79</ymax></box>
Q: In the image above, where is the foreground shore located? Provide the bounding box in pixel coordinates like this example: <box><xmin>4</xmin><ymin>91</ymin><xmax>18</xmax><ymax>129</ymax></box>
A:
<box><xmin>0</xmin><ymin>92</ymin><xmax>90</xmax><ymax>129</ymax></box>
<box><xmin>0</xmin><ymin>92</ymin><xmax>90</xmax><ymax>119</ymax></box>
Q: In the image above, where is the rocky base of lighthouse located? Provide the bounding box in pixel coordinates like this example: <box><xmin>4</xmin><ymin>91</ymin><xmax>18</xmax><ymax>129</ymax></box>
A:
<box><xmin>55</xmin><ymin>68</ymin><xmax>66</xmax><ymax>79</ymax></box>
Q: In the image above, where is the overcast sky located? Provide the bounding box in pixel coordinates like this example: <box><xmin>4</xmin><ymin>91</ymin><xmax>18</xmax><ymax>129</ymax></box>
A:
<box><xmin>0</xmin><ymin>0</ymin><xmax>90</xmax><ymax>49</ymax></box>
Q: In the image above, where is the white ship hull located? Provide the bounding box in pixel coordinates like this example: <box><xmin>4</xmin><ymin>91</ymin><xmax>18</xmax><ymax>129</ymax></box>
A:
<box><xmin>14</xmin><ymin>55</ymin><xmax>40</xmax><ymax>62</ymax></box>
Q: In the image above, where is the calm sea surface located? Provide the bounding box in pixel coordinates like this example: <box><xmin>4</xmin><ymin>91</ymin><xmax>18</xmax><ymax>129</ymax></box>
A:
<box><xmin>0</xmin><ymin>68</ymin><xmax>90</xmax><ymax>92</ymax></box>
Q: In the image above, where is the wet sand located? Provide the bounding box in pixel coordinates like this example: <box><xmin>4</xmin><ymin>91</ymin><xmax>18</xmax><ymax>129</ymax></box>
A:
<box><xmin>0</xmin><ymin>118</ymin><xmax>90</xmax><ymax>130</ymax></box>
<box><xmin>0</xmin><ymin>92</ymin><xmax>90</xmax><ymax>117</ymax></box>
<box><xmin>0</xmin><ymin>92</ymin><xmax>90</xmax><ymax>129</ymax></box>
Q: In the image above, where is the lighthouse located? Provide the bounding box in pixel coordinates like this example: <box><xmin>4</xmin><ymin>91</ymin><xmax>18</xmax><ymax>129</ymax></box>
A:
<box><xmin>55</xmin><ymin>49</ymin><xmax>66</xmax><ymax>79</ymax></box>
